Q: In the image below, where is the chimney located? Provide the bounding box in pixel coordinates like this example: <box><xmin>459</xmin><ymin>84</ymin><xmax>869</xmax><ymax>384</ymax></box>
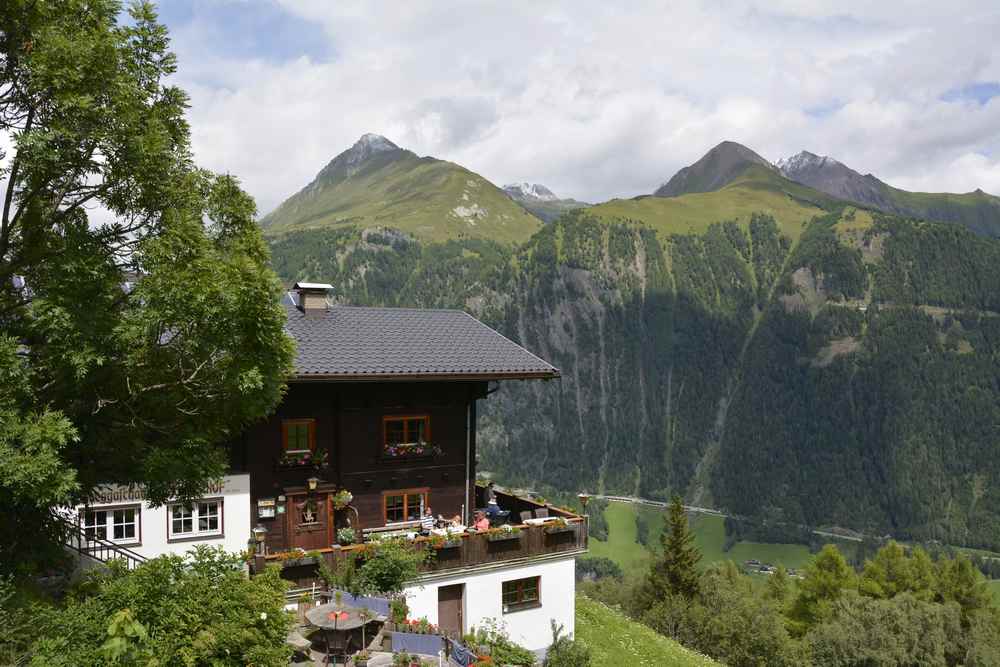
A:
<box><xmin>293</xmin><ymin>282</ymin><xmax>332</xmax><ymax>314</ymax></box>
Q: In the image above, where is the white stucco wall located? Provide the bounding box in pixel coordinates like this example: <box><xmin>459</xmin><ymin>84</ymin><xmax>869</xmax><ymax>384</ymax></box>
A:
<box><xmin>69</xmin><ymin>474</ymin><xmax>251</xmax><ymax>562</ymax></box>
<box><xmin>403</xmin><ymin>555</ymin><xmax>577</xmax><ymax>652</ymax></box>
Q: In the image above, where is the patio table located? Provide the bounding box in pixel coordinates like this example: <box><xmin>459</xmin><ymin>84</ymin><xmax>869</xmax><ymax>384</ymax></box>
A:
<box><xmin>306</xmin><ymin>603</ymin><xmax>371</xmax><ymax>664</ymax></box>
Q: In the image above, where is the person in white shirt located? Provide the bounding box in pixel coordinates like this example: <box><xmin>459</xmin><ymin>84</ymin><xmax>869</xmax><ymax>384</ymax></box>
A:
<box><xmin>420</xmin><ymin>506</ymin><xmax>435</xmax><ymax>534</ymax></box>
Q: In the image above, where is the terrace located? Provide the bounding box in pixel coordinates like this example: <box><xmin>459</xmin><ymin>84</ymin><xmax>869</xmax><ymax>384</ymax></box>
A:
<box><xmin>252</xmin><ymin>485</ymin><xmax>588</xmax><ymax>590</ymax></box>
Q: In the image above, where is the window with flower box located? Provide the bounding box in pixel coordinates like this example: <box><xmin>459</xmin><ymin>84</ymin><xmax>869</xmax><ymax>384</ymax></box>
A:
<box><xmin>168</xmin><ymin>499</ymin><xmax>223</xmax><ymax>541</ymax></box>
<box><xmin>502</xmin><ymin>576</ymin><xmax>540</xmax><ymax>613</ymax></box>
<box><xmin>83</xmin><ymin>506</ymin><xmax>140</xmax><ymax>545</ymax></box>
<box><xmin>280</xmin><ymin>418</ymin><xmax>315</xmax><ymax>466</ymax></box>
<box><xmin>383</xmin><ymin>415</ymin><xmax>439</xmax><ymax>458</ymax></box>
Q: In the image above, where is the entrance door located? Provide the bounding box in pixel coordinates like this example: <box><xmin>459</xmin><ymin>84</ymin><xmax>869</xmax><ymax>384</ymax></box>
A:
<box><xmin>437</xmin><ymin>584</ymin><xmax>464</xmax><ymax>637</ymax></box>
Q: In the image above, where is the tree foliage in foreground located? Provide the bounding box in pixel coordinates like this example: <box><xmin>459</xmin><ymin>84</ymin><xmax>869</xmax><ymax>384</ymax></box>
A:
<box><xmin>24</xmin><ymin>547</ymin><xmax>291</xmax><ymax>666</ymax></box>
<box><xmin>594</xmin><ymin>527</ymin><xmax>1000</xmax><ymax>666</ymax></box>
<box><xmin>0</xmin><ymin>0</ymin><xmax>294</xmax><ymax>576</ymax></box>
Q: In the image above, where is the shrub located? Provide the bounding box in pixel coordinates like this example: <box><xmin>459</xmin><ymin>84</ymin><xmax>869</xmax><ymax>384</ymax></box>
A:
<box><xmin>28</xmin><ymin>547</ymin><xmax>291</xmax><ymax>666</ymax></box>
<box><xmin>543</xmin><ymin>620</ymin><xmax>591</xmax><ymax>667</ymax></box>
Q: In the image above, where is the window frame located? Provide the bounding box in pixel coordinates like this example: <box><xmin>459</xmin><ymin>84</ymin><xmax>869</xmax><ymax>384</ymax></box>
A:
<box><xmin>381</xmin><ymin>488</ymin><xmax>430</xmax><ymax>526</ymax></box>
<box><xmin>282</xmin><ymin>418</ymin><xmax>316</xmax><ymax>454</ymax></box>
<box><xmin>80</xmin><ymin>504</ymin><xmax>142</xmax><ymax>547</ymax></box>
<box><xmin>167</xmin><ymin>497</ymin><xmax>225</xmax><ymax>543</ymax></box>
<box><xmin>501</xmin><ymin>576</ymin><xmax>541</xmax><ymax>613</ymax></box>
<box><xmin>382</xmin><ymin>415</ymin><xmax>433</xmax><ymax>458</ymax></box>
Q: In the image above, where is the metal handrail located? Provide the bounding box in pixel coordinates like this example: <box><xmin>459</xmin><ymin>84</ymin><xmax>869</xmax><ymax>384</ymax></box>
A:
<box><xmin>52</xmin><ymin>511</ymin><xmax>147</xmax><ymax>570</ymax></box>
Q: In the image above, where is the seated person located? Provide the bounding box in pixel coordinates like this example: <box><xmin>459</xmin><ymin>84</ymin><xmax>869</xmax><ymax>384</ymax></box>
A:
<box><xmin>473</xmin><ymin>510</ymin><xmax>490</xmax><ymax>532</ymax></box>
<box><xmin>420</xmin><ymin>506</ymin><xmax>435</xmax><ymax>534</ymax></box>
<box><xmin>449</xmin><ymin>514</ymin><xmax>463</xmax><ymax>528</ymax></box>
<box><xmin>484</xmin><ymin>481</ymin><xmax>501</xmax><ymax>518</ymax></box>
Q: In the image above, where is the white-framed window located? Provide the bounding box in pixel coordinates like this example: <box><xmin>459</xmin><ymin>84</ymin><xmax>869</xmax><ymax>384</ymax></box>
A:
<box><xmin>168</xmin><ymin>499</ymin><xmax>223</xmax><ymax>540</ymax></box>
<box><xmin>83</xmin><ymin>506</ymin><xmax>140</xmax><ymax>545</ymax></box>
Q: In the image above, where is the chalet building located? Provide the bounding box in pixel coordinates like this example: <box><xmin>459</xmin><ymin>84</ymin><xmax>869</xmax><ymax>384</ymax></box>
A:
<box><xmin>70</xmin><ymin>282</ymin><xmax>586</xmax><ymax>653</ymax></box>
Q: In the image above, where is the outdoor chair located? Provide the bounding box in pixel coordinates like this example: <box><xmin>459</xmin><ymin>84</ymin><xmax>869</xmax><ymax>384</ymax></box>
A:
<box><xmin>519</xmin><ymin>510</ymin><xmax>533</xmax><ymax>523</ymax></box>
<box><xmin>534</xmin><ymin>507</ymin><xmax>549</xmax><ymax>519</ymax></box>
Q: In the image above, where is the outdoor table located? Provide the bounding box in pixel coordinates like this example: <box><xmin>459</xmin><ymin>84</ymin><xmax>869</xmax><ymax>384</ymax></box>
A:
<box><xmin>430</xmin><ymin>526</ymin><xmax>466</xmax><ymax>535</ymax></box>
<box><xmin>305</xmin><ymin>603</ymin><xmax>370</xmax><ymax>665</ymax></box>
<box><xmin>523</xmin><ymin>516</ymin><xmax>557</xmax><ymax>526</ymax></box>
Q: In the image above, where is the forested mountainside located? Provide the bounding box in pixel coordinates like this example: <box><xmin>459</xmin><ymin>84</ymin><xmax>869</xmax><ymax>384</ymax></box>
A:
<box><xmin>264</xmin><ymin>136</ymin><xmax>1000</xmax><ymax>550</ymax></box>
<box><xmin>778</xmin><ymin>150</ymin><xmax>1000</xmax><ymax>238</ymax></box>
<box><xmin>268</xmin><ymin>203</ymin><xmax>1000</xmax><ymax>550</ymax></box>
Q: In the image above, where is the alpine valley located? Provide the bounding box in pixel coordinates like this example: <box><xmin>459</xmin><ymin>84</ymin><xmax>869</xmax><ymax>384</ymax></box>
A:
<box><xmin>264</xmin><ymin>136</ymin><xmax>1000</xmax><ymax>551</ymax></box>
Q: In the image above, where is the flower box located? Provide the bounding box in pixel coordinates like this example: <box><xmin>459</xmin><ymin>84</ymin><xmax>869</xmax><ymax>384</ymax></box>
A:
<box><xmin>543</xmin><ymin>523</ymin><xmax>577</xmax><ymax>535</ymax></box>
<box><xmin>485</xmin><ymin>527</ymin><xmax>521</xmax><ymax>543</ymax></box>
<box><xmin>431</xmin><ymin>538</ymin><xmax>463</xmax><ymax>550</ymax></box>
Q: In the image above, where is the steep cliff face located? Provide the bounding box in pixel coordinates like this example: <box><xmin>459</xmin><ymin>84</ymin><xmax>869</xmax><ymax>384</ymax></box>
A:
<box><xmin>268</xmin><ymin>207</ymin><xmax>1000</xmax><ymax>550</ymax></box>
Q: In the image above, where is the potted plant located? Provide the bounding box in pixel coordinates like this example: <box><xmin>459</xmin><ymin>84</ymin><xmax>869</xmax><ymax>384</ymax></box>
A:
<box><xmin>543</xmin><ymin>516</ymin><xmax>576</xmax><ymax>535</ymax></box>
<box><xmin>428</xmin><ymin>531</ymin><xmax>462</xmax><ymax>550</ymax></box>
<box><xmin>354</xmin><ymin>649</ymin><xmax>370</xmax><ymax>667</ymax></box>
<box><xmin>333</xmin><ymin>488</ymin><xmax>354</xmax><ymax>510</ymax></box>
<box><xmin>485</xmin><ymin>525</ymin><xmax>521</xmax><ymax>542</ymax></box>
<box><xmin>388</xmin><ymin>597</ymin><xmax>409</xmax><ymax>631</ymax></box>
<box><xmin>337</xmin><ymin>527</ymin><xmax>356</xmax><ymax>546</ymax></box>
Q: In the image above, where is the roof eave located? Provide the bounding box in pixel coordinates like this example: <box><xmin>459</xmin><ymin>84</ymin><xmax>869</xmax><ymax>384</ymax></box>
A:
<box><xmin>288</xmin><ymin>369</ymin><xmax>561</xmax><ymax>383</ymax></box>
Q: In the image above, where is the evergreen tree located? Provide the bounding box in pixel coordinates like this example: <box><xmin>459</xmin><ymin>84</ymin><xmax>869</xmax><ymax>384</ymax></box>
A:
<box><xmin>788</xmin><ymin>544</ymin><xmax>855</xmax><ymax>635</ymax></box>
<box><xmin>643</xmin><ymin>495</ymin><xmax>701</xmax><ymax>602</ymax></box>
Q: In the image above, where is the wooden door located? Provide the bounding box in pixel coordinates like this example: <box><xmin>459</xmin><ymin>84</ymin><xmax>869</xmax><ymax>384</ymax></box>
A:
<box><xmin>437</xmin><ymin>584</ymin><xmax>464</xmax><ymax>637</ymax></box>
<box><xmin>288</xmin><ymin>493</ymin><xmax>329</xmax><ymax>551</ymax></box>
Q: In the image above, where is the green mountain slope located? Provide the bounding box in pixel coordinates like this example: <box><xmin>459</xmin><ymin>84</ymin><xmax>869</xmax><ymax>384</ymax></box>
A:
<box><xmin>587</xmin><ymin>164</ymin><xmax>835</xmax><ymax>242</ymax></box>
<box><xmin>260</xmin><ymin>134</ymin><xmax>541</xmax><ymax>245</ymax></box>
<box><xmin>266</xmin><ymin>147</ymin><xmax>1000</xmax><ymax>553</ymax></box>
<box><xmin>576</xmin><ymin>595</ymin><xmax>721</xmax><ymax>666</ymax></box>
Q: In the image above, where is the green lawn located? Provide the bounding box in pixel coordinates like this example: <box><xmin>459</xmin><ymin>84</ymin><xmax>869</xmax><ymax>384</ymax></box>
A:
<box><xmin>587</xmin><ymin>501</ymin><xmax>654</xmax><ymax>574</ymax></box>
<box><xmin>590</xmin><ymin>501</ymin><xmax>815</xmax><ymax>577</ymax></box>
<box><xmin>576</xmin><ymin>595</ymin><xmax>720</xmax><ymax>666</ymax></box>
<box><xmin>989</xmin><ymin>580</ymin><xmax>1000</xmax><ymax>605</ymax></box>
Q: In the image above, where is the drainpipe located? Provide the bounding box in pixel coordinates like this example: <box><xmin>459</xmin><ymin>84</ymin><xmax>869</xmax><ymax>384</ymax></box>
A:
<box><xmin>465</xmin><ymin>401</ymin><xmax>472</xmax><ymax>525</ymax></box>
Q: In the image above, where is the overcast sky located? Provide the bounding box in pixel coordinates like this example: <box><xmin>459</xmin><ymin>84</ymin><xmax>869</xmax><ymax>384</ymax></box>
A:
<box><xmin>158</xmin><ymin>0</ymin><xmax>1000</xmax><ymax>214</ymax></box>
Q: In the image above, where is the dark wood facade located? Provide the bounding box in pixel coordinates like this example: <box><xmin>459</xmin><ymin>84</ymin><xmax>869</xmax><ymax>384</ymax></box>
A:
<box><xmin>232</xmin><ymin>380</ymin><xmax>487</xmax><ymax>554</ymax></box>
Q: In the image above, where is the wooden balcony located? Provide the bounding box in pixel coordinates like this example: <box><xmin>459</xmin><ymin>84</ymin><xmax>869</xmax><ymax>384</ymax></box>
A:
<box><xmin>259</xmin><ymin>490</ymin><xmax>588</xmax><ymax>589</ymax></box>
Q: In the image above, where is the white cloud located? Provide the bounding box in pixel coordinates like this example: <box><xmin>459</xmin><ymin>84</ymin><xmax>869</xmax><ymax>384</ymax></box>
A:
<box><xmin>160</xmin><ymin>0</ymin><xmax>1000</xmax><ymax>212</ymax></box>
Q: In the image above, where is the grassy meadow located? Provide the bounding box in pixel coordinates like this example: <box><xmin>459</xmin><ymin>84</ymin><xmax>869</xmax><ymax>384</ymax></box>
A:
<box><xmin>576</xmin><ymin>595</ymin><xmax>721</xmax><ymax>666</ymax></box>
<box><xmin>589</xmin><ymin>501</ymin><xmax>814</xmax><ymax>577</ymax></box>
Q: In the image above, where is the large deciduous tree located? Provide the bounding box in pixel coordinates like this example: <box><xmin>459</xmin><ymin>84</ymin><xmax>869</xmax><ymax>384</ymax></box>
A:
<box><xmin>0</xmin><ymin>0</ymin><xmax>294</xmax><ymax>576</ymax></box>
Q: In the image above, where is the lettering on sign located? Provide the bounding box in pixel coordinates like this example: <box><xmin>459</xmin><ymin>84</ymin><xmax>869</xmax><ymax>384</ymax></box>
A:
<box><xmin>90</xmin><ymin>479</ymin><xmax>227</xmax><ymax>504</ymax></box>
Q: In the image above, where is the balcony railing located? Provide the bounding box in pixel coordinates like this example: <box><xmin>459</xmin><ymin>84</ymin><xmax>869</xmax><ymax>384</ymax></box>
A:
<box><xmin>256</xmin><ymin>488</ymin><xmax>589</xmax><ymax>585</ymax></box>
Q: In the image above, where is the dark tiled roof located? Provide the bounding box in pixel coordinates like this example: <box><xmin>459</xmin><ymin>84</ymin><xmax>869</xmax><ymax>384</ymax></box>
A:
<box><xmin>282</xmin><ymin>294</ymin><xmax>559</xmax><ymax>381</ymax></box>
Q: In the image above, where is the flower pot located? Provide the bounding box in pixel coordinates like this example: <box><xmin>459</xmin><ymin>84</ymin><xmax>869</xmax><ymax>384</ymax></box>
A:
<box><xmin>543</xmin><ymin>524</ymin><xmax>576</xmax><ymax>535</ymax></box>
<box><xmin>486</xmin><ymin>531</ymin><xmax>521</xmax><ymax>542</ymax></box>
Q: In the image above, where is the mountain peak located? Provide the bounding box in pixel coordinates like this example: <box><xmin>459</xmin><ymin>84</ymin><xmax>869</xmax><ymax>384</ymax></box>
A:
<box><xmin>654</xmin><ymin>141</ymin><xmax>774</xmax><ymax>197</ymax></box>
<box><xmin>776</xmin><ymin>150</ymin><xmax>842</xmax><ymax>175</ymax></box>
<box><xmin>354</xmin><ymin>133</ymin><xmax>398</xmax><ymax>153</ymax></box>
<box><xmin>503</xmin><ymin>182</ymin><xmax>559</xmax><ymax>202</ymax></box>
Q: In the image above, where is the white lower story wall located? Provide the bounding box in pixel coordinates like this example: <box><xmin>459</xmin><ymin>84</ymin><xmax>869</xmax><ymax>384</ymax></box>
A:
<box><xmin>68</xmin><ymin>474</ymin><xmax>252</xmax><ymax>563</ymax></box>
<box><xmin>404</xmin><ymin>553</ymin><xmax>577</xmax><ymax>653</ymax></box>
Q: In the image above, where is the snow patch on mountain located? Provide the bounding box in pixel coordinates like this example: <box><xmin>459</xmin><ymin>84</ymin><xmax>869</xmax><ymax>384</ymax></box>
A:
<box><xmin>777</xmin><ymin>151</ymin><xmax>842</xmax><ymax>176</ymax></box>
<box><xmin>503</xmin><ymin>182</ymin><xmax>559</xmax><ymax>202</ymax></box>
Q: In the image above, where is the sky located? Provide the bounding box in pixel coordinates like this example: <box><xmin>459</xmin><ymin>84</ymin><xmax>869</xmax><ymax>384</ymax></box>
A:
<box><xmin>156</xmin><ymin>0</ymin><xmax>1000</xmax><ymax>214</ymax></box>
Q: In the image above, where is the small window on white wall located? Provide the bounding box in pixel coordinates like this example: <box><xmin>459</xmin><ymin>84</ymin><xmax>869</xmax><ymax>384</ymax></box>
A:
<box><xmin>168</xmin><ymin>500</ymin><xmax>223</xmax><ymax>541</ymax></box>
<box><xmin>83</xmin><ymin>506</ymin><xmax>140</xmax><ymax>545</ymax></box>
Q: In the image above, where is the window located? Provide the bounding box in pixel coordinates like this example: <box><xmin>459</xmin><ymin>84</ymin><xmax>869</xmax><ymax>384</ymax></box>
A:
<box><xmin>383</xmin><ymin>415</ymin><xmax>437</xmax><ymax>457</ymax></box>
<box><xmin>282</xmin><ymin>419</ymin><xmax>315</xmax><ymax>453</ymax></box>
<box><xmin>84</xmin><ymin>510</ymin><xmax>107</xmax><ymax>541</ymax></box>
<box><xmin>82</xmin><ymin>506</ymin><xmax>140</xmax><ymax>545</ymax></box>
<box><xmin>502</xmin><ymin>576</ymin><xmax>541</xmax><ymax>613</ymax></box>
<box><xmin>168</xmin><ymin>499</ymin><xmax>223</xmax><ymax>540</ymax></box>
<box><xmin>383</xmin><ymin>489</ymin><xmax>429</xmax><ymax>524</ymax></box>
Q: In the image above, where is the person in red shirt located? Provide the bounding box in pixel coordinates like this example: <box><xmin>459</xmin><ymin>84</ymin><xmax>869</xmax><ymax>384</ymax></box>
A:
<box><xmin>473</xmin><ymin>510</ymin><xmax>490</xmax><ymax>531</ymax></box>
